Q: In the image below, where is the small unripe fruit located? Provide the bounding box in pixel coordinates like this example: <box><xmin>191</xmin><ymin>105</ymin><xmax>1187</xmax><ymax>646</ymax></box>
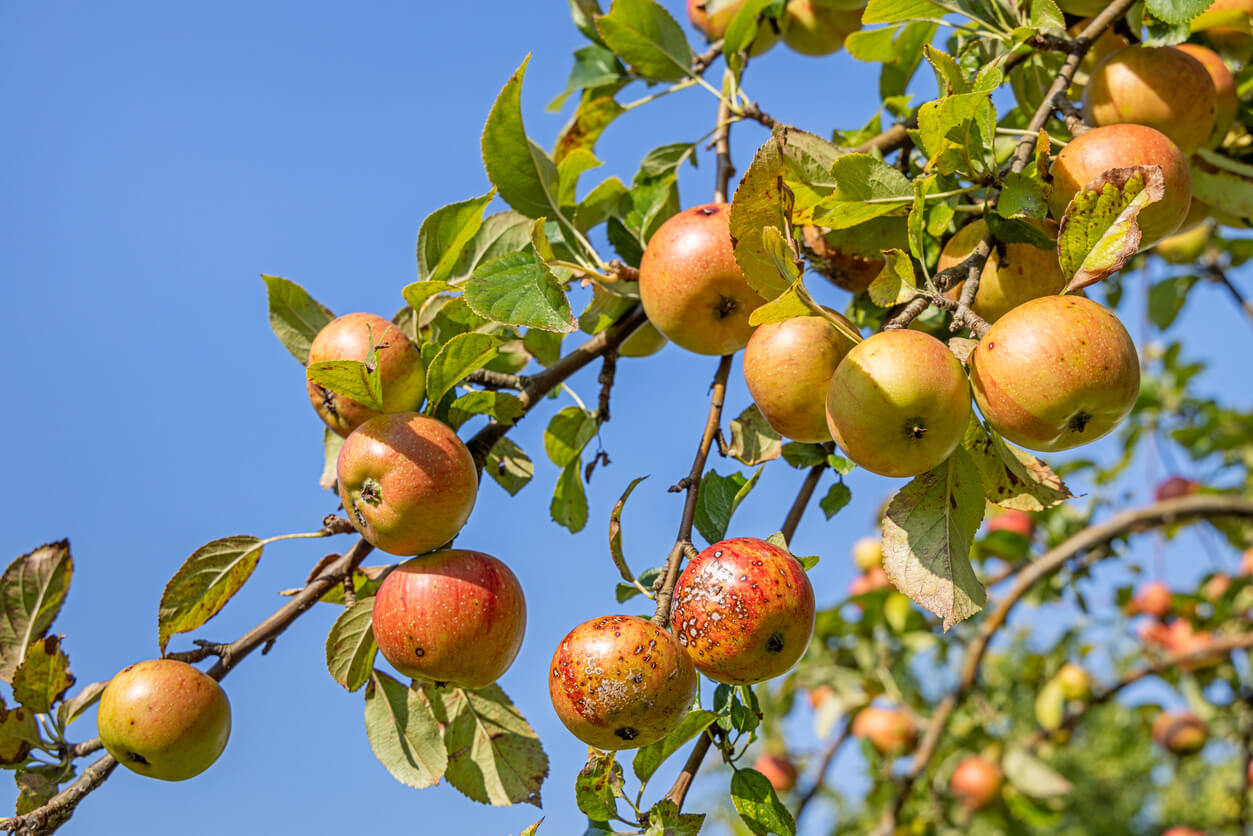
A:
<box><xmin>939</xmin><ymin>219</ymin><xmax>1067</xmax><ymax>323</ymax></box>
<box><xmin>1155</xmin><ymin>224</ymin><xmax>1211</xmax><ymax>265</ymax></box>
<box><xmin>753</xmin><ymin>752</ymin><xmax>799</xmax><ymax>793</ymax></box>
<box><xmin>1152</xmin><ymin>710</ymin><xmax>1207</xmax><ymax>755</ymax></box>
<box><xmin>852</xmin><ymin>705</ymin><xmax>916</xmax><ymax>754</ymax></box>
<box><xmin>851</xmin><ymin>536</ymin><xmax>883</xmax><ymax>571</ymax></box>
<box><xmin>950</xmin><ymin>756</ymin><xmax>1002</xmax><ymax>811</ymax></box>
<box><xmin>1054</xmin><ymin>663</ymin><xmax>1091</xmax><ymax>700</ymax></box>
<box><xmin>1134</xmin><ymin>581</ymin><xmax>1173</xmax><ymax>618</ymax></box>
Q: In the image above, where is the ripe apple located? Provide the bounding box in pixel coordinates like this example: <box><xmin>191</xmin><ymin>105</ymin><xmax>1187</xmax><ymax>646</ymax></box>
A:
<box><xmin>802</xmin><ymin>218</ymin><xmax>907</xmax><ymax>294</ymax></box>
<box><xmin>985</xmin><ymin>509</ymin><xmax>1035</xmax><ymax>539</ymax></box>
<box><xmin>939</xmin><ymin>218</ymin><xmax>1067</xmax><ymax>323</ymax></box>
<box><xmin>950</xmin><ymin>756</ymin><xmax>1002</xmax><ymax>811</ymax></box>
<box><xmin>1082</xmin><ymin>46</ymin><xmax>1217</xmax><ymax>156</ymax></box>
<box><xmin>825</xmin><ymin>330</ymin><xmax>971</xmax><ymax>477</ymax></box>
<box><xmin>688</xmin><ymin>0</ymin><xmax>779</xmax><ymax>54</ymax></box>
<box><xmin>743</xmin><ymin>312</ymin><xmax>857</xmax><ymax>442</ymax></box>
<box><xmin>618</xmin><ymin>321</ymin><xmax>668</xmax><ymax>358</ymax></box>
<box><xmin>1134</xmin><ymin>580</ymin><xmax>1173</xmax><ymax>618</ymax></box>
<box><xmin>1152</xmin><ymin>709</ymin><xmax>1207</xmax><ymax>755</ymax></box>
<box><xmin>1056</xmin><ymin>0</ymin><xmax>1109</xmax><ymax>14</ymax></box>
<box><xmin>851</xmin><ymin>536</ymin><xmax>883</xmax><ymax>571</ymax></box>
<box><xmin>1162</xmin><ymin>828</ymin><xmax>1208</xmax><ymax>836</ymax></box>
<box><xmin>848</xmin><ymin>565</ymin><xmax>892</xmax><ymax>599</ymax></box>
<box><xmin>371</xmin><ymin>549</ymin><xmax>525</xmax><ymax>688</ymax></box>
<box><xmin>780</xmin><ymin>0</ymin><xmax>863</xmax><ymax>56</ymax></box>
<box><xmin>671</xmin><ymin>537</ymin><xmax>815</xmax><ymax>684</ymax></box>
<box><xmin>1154</xmin><ymin>476</ymin><xmax>1201</xmax><ymax>502</ymax></box>
<box><xmin>638</xmin><ymin>203</ymin><xmax>763</xmax><ymax>355</ymax></box>
<box><xmin>337</xmin><ymin>412</ymin><xmax>478</xmax><ymax>556</ymax></box>
<box><xmin>753</xmin><ymin>752</ymin><xmax>799</xmax><ymax>793</ymax></box>
<box><xmin>1175</xmin><ymin>44</ymin><xmax>1239</xmax><ymax>148</ymax></box>
<box><xmin>1054</xmin><ymin>663</ymin><xmax>1091</xmax><ymax>700</ymax></box>
<box><xmin>970</xmin><ymin>296</ymin><xmax>1140</xmax><ymax>452</ymax></box>
<box><xmin>1046</xmin><ymin>124</ymin><xmax>1192</xmax><ymax>248</ymax></box>
<box><xmin>97</xmin><ymin>659</ymin><xmax>230</xmax><ymax>781</ymax></box>
<box><xmin>549</xmin><ymin>615</ymin><xmax>697</xmax><ymax>750</ymax></box>
<box><xmin>852</xmin><ymin>705</ymin><xmax>916</xmax><ymax>754</ymax></box>
<box><xmin>1203</xmin><ymin>0</ymin><xmax>1253</xmax><ymax>60</ymax></box>
<box><xmin>807</xmin><ymin>685</ymin><xmax>835</xmax><ymax>708</ymax></box>
<box><xmin>307</xmin><ymin>312</ymin><xmax>427</xmax><ymax>438</ymax></box>
<box><xmin>1155</xmin><ymin>224</ymin><xmax>1211</xmax><ymax>265</ymax></box>
<box><xmin>1202</xmin><ymin>572</ymin><xmax>1231</xmax><ymax>601</ymax></box>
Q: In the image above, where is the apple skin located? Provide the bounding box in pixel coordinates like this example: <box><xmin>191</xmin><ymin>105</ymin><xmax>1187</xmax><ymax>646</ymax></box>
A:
<box><xmin>337</xmin><ymin>412</ymin><xmax>478</xmax><ymax>556</ymax></box>
<box><xmin>743</xmin><ymin>313</ymin><xmax>857</xmax><ymax>442</ymax></box>
<box><xmin>848</xmin><ymin>565</ymin><xmax>892</xmax><ymax>599</ymax></box>
<box><xmin>1152</xmin><ymin>710</ymin><xmax>1207</xmax><ymax>755</ymax></box>
<box><xmin>781</xmin><ymin>0</ymin><xmax>863</xmax><ymax>56</ymax></box>
<box><xmin>754</xmin><ymin>753</ymin><xmax>799</xmax><ymax>793</ymax></box>
<box><xmin>549</xmin><ymin>615</ymin><xmax>698</xmax><ymax>750</ymax></box>
<box><xmin>1056</xmin><ymin>0</ymin><xmax>1109</xmax><ymax>14</ymax></box>
<box><xmin>1154</xmin><ymin>476</ymin><xmax>1201</xmax><ymax>502</ymax></box>
<box><xmin>97</xmin><ymin>659</ymin><xmax>230</xmax><ymax>781</ymax></box>
<box><xmin>826</xmin><ymin>330</ymin><xmax>971</xmax><ymax>478</ymax></box>
<box><xmin>1046</xmin><ymin>124</ymin><xmax>1192</xmax><ymax>248</ymax></box>
<box><xmin>1055</xmin><ymin>663</ymin><xmax>1091</xmax><ymax>700</ymax></box>
<box><xmin>851</xmin><ymin>705</ymin><xmax>916</xmax><ymax>754</ymax></box>
<box><xmin>1175</xmin><ymin>44</ymin><xmax>1239</xmax><ymax>148</ymax></box>
<box><xmin>1155</xmin><ymin>224</ymin><xmax>1211</xmax><ymax>265</ymax></box>
<box><xmin>688</xmin><ymin>0</ymin><xmax>779</xmax><ymax>54</ymax></box>
<box><xmin>1202</xmin><ymin>572</ymin><xmax>1231</xmax><ymax>601</ymax></box>
<box><xmin>950</xmin><ymin>756</ymin><xmax>1002</xmax><ymax>811</ymax></box>
<box><xmin>1134</xmin><ymin>580</ymin><xmax>1173</xmax><ymax>618</ymax></box>
<box><xmin>985</xmin><ymin>509</ymin><xmax>1035</xmax><ymax>539</ymax></box>
<box><xmin>307</xmin><ymin>312</ymin><xmax>427</xmax><ymax>438</ymax></box>
<box><xmin>618</xmin><ymin>321</ymin><xmax>668</xmax><ymax>358</ymax></box>
<box><xmin>1203</xmin><ymin>0</ymin><xmax>1253</xmax><ymax>61</ymax></box>
<box><xmin>802</xmin><ymin>218</ymin><xmax>907</xmax><ymax>294</ymax></box>
<box><xmin>639</xmin><ymin>203</ymin><xmax>763</xmax><ymax>356</ymax></box>
<box><xmin>970</xmin><ymin>296</ymin><xmax>1140</xmax><ymax>453</ymax></box>
<box><xmin>371</xmin><ymin>550</ymin><xmax>525</xmax><ymax>688</ymax></box>
<box><xmin>1082</xmin><ymin>46</ymin><xmax>1216</xmax><ymax>156</ymax></box>
<box><xmin>1162</xmin><ymin>828</ymin><xmax>1208</xmax><ymax>836</ymax></box>
<box><xmin>851</xmin><ymin>536</ymin><xmax>883</xmax><ymax>571</ymax></box>
<box><xmin>939</xmin><ymin>219</ymin><xmax>1067</xmax><ymax>323</ymax></box>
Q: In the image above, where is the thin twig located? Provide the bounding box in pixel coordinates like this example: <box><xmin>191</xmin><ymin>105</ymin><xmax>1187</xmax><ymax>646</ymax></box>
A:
<box><xmin>597</xmin><ymin>351</ymin><xmax>618</xmax><ymax>424</ymax></box>
<box><xmin>780</xmin><ymin>462</ymin><xmax>826</xmax><ymax>543</ymax></box>
<box><xmin>662</xmin><ymin>732</ymin><xmax>714</xmax><ymax>812</ymax></box>
<box><xmin>464</xmin><ymin>369</ymin><xmax>527</xmax><ymax>390</ymax></box>
<box><xmin>714</xmin><ymin>98</ymin><xmax>736</xmax><ymax>204</ymax></box>
<box><xmin>1206</xmin><ymin>264</ymin><xmax>1253</xmax><ymax>325</ymax></box>
<box><xmin>793</xmin><ymin>723</ymin><xmax>851</xmax><ymax>825</ymax></box>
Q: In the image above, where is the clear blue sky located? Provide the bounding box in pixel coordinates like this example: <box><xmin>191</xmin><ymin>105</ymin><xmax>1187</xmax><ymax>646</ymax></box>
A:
<box><xmin>2</xmin><ymin>3</ymin><xmax>1250</xmax><ymax>835</ymax></box>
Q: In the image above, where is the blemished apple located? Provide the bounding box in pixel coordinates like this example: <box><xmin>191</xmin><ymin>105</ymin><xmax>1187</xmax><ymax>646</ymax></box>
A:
<box><xmin>671</xmin><ymin>537</ymin><xmax>816</xmax><ymax>684</ymax></box>
<box><xmin>97</xmin><ymin>659</ymin><xmax>230</xmax><ymax>781</ymax></box>
<box><xmin>337</xmin><ymin>412</ymin><xmax>478</xmax><ymax>556</ymax></box>
<box><xmin>970</xmin><ymin>296</ymin><xmax>1140</xmax><ymax>452</ymax></box>
<box><xmin>307</xmin><ymin>312</ymin><xmax>427</xmax><ymax>437</ymax></box>
<box><xmin>688</xmin><ymin>0</ymin><xmax>779</xmax><ymax>54</ymax></box>
<box><xmin>549</xmin><ymin>615</ymin><xmax>698</xmax><ymax>750</ymax></box>
<box><xmin>826</xmin><ymin>329</ymin><xmax>971</xmax><ymax>477</ymax></box>
<box><xmin>753</xmin><ymin>752</ymin><xmax>799</xmax><ymax>793</ymax></box>
<box><xmin>743</xmin><ymin>312</ymin><xmax>858</xmax><ymax>442</ymax></box>
<box><xmin>950</xmin><ymin>756</ymin><xmax>1002</xmax><ymax>811</ymax></box>
<box><xmin>371</xmin><ymin>550</ymin><xmax>525</xmax><ymax>688</ymax></box>
<box><xmin>1152</xmin><ymin>709</ymin><xmax>1207</xmax><ymax>755</ymax></box>
<box><xmin>1082</xmin><ymin>45</ymin><xmax>1216</xmax><ymax>155</ymax></box>
<box><xmin>851</xmin><ymin>536</ymin><xmax>882</xmax><ymax>571</ymax></box>
<box><xmin>1054</xmin><ymin>663</ymin><xmax>1091</xmax><ymax>700</ymax></box>
<box><xmin>780</xmin><ymin>0</ymin><xmax>863</xmax><ymax>56</ymax></box>
<box><xmin>1046</xmin><ymin>124</ymin><xmax>1193</xmax><ymax>248</ymax></box>
<box><xmin>1154</xmin><ymin>475</ymin><xmax>1201</xmax><ymax>502</ymax></box>
<box><xmin>851</xmin><ymin>705</ymin><xmax>916</xmax><ymax>753</ymax></box>
<box><xmin>638</xmin><ymin>203</ymin><xmax>764</xmax><ymax>355</ymax></box>
<box><xmin>939</xmin><ymin>218</ymin><xmax>1067</xmax><ymax>323</ymax></box>
<box><xmin>1175</xmin><ymin>44</ymin><xmax>1239</xmax><ymax>148</ymax></box>
<box><xmin>1134</xmin><ymin>580</ymin><xmax>1173</xmax><ymax>618</ymax></box>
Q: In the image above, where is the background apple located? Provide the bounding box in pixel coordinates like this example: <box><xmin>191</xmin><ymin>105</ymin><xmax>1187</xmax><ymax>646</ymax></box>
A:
<box><xmin>753</xmin><ymin>752</ymin><xmax>799</xmax><ymax>793</ymax></box>
<box><xmin>949</xmin><ymin>756</ymin><xmax>1001</xmax><ymax>811</ymax></box>
<box><xmin>851</xmin><ymin>536</ymin><xmax>882</xmax><ymax>571</ymax></box>
<box><xmin>1152</xmin><ymin>710</ymin><xmax>1207</xmax><ymax>755</ymax></box>
<box><xmin>618</xmin><ymin>321</ymin><xmax>668</xmax><ymax>358</ymax></box>
<box><xmin>939</xmin><ymin>218</ymin><xmax>1067</xmax><ymax>323</ymax></box>
<box><xmin>851</xmin><ymin>705</ymin><xmax>916</xmax><ymax>754</ymax></box>
<box><xmin>1203</xmin><ymin>0</ymin><xmax>1253</xmax><ymax>60</ymax></box>
<box><xmin>780</xmin><ymin>0</ymin><xmax>863</xmax><ymax>56</ymax></box>
<box><xmin>802</xmin><ymin>217</ymin><xmax>906</xmax><ymax>293</ymax></box>
<box><xmin>1175</xmin><ymin>44</ymin><xmax>1239</xmax><ymax>148</ymax></box>
<box><xmin>1133</xmin><ymin>580</ymin><xmax>1173</xmax><ymax>618</ymax></box>
<box><xmin>688</xmin><ymin>0</ymin><xmax>779</xmax><ymax>54</ymax></box>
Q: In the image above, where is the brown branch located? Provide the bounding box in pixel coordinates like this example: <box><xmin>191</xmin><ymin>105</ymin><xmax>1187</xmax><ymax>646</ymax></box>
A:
<box><xmin>780</xmin><ymin>462</ymin><xmax>826</xmax><ymax>543</ymax></box>
<box><xmin>597</xmin><ymin>351</ymin><xmax>618</xmax><ymax>424</ymax></box>
<box><xmin>464</xmin><ymin>369</ymin><xmax>526</xmax><ymax>390</ymax></box>
<box><xmin>1206</xmin><ymin>264</ymin><xmax>1253</xmax><ymax>325</ymax></box>
<box><xmin>662</xmin><ymin>731</ymin><xmax>714</xmax><ymax>812</ymax></box>
<box><xmin>1</xmin><ymin>754</ymin><xmax>117</xmax><ymax>836</ymax></box>
<box><xmin>692</xmin><ymin>40</ymin><xmax>724</xmax><ymax>76</ymax></box>
<box><xmin>714</xmin><ymin>98</ymin><xmax>736</xmax><ymax>204</ymax></box>
<box><xmin>607</xmin><ymin>259</ymin><xmax>640</xmax><ymax>282</ymax></box>
<box><xmin>739</xmin><ymin>101</ymin><xmax>780</xmax><ymax>132</ymax></box>
<box><xmin>852</xmin><ymin>118</ymin><xmax>917</xmax><ymax>157</ymax></box>
<box><xmin>793</xmin><ymin>722</ymin><xmax>852</xmax><ymax>825</ymax></box>
<box><xmin>67</xmin><ymin>739</ymin><xmax>102</xmax><ymax>760</ymax></box>
<box><xmin>871</xmin><ymin>493</ymin><xmax>1253</xmax><ymax>835</ymax></box>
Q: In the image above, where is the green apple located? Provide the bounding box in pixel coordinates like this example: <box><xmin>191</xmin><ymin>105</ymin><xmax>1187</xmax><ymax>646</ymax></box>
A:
<box><xmin>781</xmin><ymin>0</ymin><xmax>863</xmax><ymax>56</ymax></box>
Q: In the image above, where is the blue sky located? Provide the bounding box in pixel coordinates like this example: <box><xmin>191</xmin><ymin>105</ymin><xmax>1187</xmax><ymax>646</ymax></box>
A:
<box><xmin>2</xmin><ymin>3</ymin><xmax>1251</xmax><ymax>835</ymax></box>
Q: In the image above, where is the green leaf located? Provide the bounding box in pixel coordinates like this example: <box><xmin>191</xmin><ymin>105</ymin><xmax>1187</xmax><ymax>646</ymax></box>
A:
<box><xmin>748</xmin><ymin>281</ymin><xmax>811</xmax><ymax>326</ymax></box>
<box><xmin>595</xmin><ymin>0</ymin><xmax>693</xmax><ymax>83</ymax></box>
<box><xmin>0</xmin><ymin>704</ymin><xmax>39</xmax><ymax>766</ymax></box>
<box><xmin>867</xmin><ymin>248</ymin><xmax>917</xmax><ymax>307</ymax></box>
<box><xmin>417</xmin><ymin>190</ymin><xmax>497</xmax><ymax>284</ymax></box>
<box><xmin>609</xmin><ymin>476</ymin><xmax>650</xmax><ymax>585</ymax></box>
<box><xmin>579</xmin><ymin>285</ymin><xmax>638</xmax><ymax>334</ymax></box>
<box><xmin>402</xmin><ymin>280</ymin><xmax>458</xmax><ymax>315</ymax></box>
<box><xmin>645</xmin><ymin>799</ymin><xmax>705</xmax><ymax>835</ymax></box>
<box><xmin>827</xmin><ymin>454</ymin><xmax>855</xmax><ymax>475</ymax></box>
<box><xmin>12</xmin><ymin>636</ymin><xmax>74</xmax><ymax>714</ymax></box>
<box><xmin>632</xmin><ymin>710</ymin><xmax>717</xmax><ymax>784</ymax></box>
<box><xmin>158</xmin><ymin>536</ymin><xmax>264</xmax><ymax>653</ymax></box>
<box><xmin>575</xmin><ymin>177</ymin><xmax>631</xmax><ymax>233</ymax></box>
<box><xmin>636</xmin><ymin>142</ymin><xmax>698</xmax><ymax>182</ymax></box>
<box><xmin>881</xmin><ymin>449</ymin><xmax>987</xmax><ymax>630</ymax></box>
<box><xmin>616</xmin><ymin>567</ymin><xmax>661</xmax><ymax>603</ymax></box>
<box><xmin>916</xmin><ymin>90</ymin><xmax>997</xmax><ymax>177</ymax></box>
<box><xmin>781</xmin><ymin>442</ymin><xmax>827</xmax><ymax>468</ymax></box>
<box><xmin>1148</xmin><ymin>274</ymin><xmax>1199</xmax><ymax>331</ymax></box>
<box><xmin>556</xmin><ymin>99</ymin><xmax>623</xmax><ymax>169</ymax></box>
<box><xmin>549</xmin><ymin>44</ymin><xmax>626</xmax><ymax>112</ymax></box>
<box><xmin>447</xmin><ymin>211</ymin><xmax>536</xmax><ymax>285</ymax></box>
<box><xmin>552</xmin><ymin>461</ymin><xmax>590</xmax><ymax>534</ymax></box>
<box><xmin>325</xmin><ymin>597</ymin><xmax>378</xmax><ymax>693</ymax></box>
<box><xmin>731</xmin><ymin>768</ymin><xmax>797</xmax><ymax>836</ymax></box>
<box><xmin>1004</xmin><ymin>744</ymin><xmax>1074</xmax><ymax>798</ymax></box>
<box><xmin>1147</xmin><ymin>0</ymin><xmax>1213</xmax><ymax>25</ymax></box>
<box><xmin>998</xmin><ymin>171</ymin><xmax>1048</xmax><ymax>221</ymax></box>
<box><xmin>820</xmin><ymin>482</ymin><xmax>852</xmax><ymax>519</ymax></box>
<box><xmin>424</xmin><ymin>333</ymin><xmax>505</xmax><ymax>412</ymax></box>
<box><xmin>516</xmin><ymin>820</ymin><xmax>544</xmax><ymax>836</ymax></box>
<box><xmin>430</xmin><ymin>684</ymin><xmax>549</xmax><ymax>807</ymax></box>
<box><xmin>447</xmin><ymin>391</ymin><xmax>526</xmax><ymax>430</ymax></box>
<box><xmin>487</xmin><ymin>437</ymin><xmax>535</xmax><ymax>495</ymax></box>
<box><xmin>694</xmin><ymin>467</ymin><xmax>762</xmax><ymax>545</ymax></box>
<box><xmin>466</xmin><ymin>251</ymin><xmax>576</xmax><ymax>333</ymax></box>
<box><xmin>863</xmin><ymin>0</ymin><xmax>946</xmax><ymax>24</ymax></box>
<box><xmin>363</xmin><ymin>671</ymin><xmax>447</xmax><ymax>789</ymax></box>
<box><xmin>56</xmin><ymin>680</ymin><xmax>106</xmax><ymax>728</ymax></box>
<box><xmin>306</xmin><ymin>358</ymin><xmax>385</xmax><ymax>413</ymax></box>
<box><xmin>320</xmin><ymin>427</ymin><xmax>345</xmax><ymax>491</ymax></box>
<box><xmin>0</xmin><ymin>541</ymin><xmax>73</xmax><ymax>683</ymax></box>
<box><xmin>1057</xmin><ymin>165</ymin><xmax>1166</xmax><ymax>292</ymax></box>
<box><xmin>261</xmin><ymin>274</ymin><xmax>335</xmax><ymax>363</ymax></box>
<box><xmin>545</xmin><ymin>406</ymin><xmax>599</xmax><ymax>467</ymax></box>
<box><xmin>846</xmin><ymin>25</ymin><xmax>900</xmax><ymax>62</ymax></box>
<box><xmin>576</xmin><ymin>750</ymin><xmax>623</xmax><ymax>822</ymax></box>
<box><xmin>727</xmin><ymin>404</ymin><xmax>783</xmax><ymax>466</ymax></box>
<box><xmin>14</xmin><ymin>772</ymin><xmax>57</xmax><ymax>815</ymax></box>
<box><xmin>808</xmin><ymin>154</ymin><xmax>913</xmax><ymax>229</ymax></box>
<box><xmin>963</xmin><ymin>419</ymin><xmax>1073</xmax><ymax>512</ymax></box>
<box><xmin>1190</xmin><ymin>149</ymin><xmax>1253</xmax><ymax>219</ymax></box>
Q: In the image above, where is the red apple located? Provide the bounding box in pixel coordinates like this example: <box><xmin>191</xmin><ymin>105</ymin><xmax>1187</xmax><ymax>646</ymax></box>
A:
<box><xmin>1134</xmin><ymin>581</ymin><xmax>1173</xmax><ymax>618</ymax></box>
<box><xmin>851</xmin><ymin>705</ymin><xmax>916</xmax><ymax>753</ymax></box>
<box><xmin>950</xmin><ymin>756</ymin><xmax>1002</xmax><ymax>811</ymax></box>
<box><xmin>851</xmin><ymin>536</ymin><xmax>883</xmax><ymax>571</ymax></box>
<box><xmin>638</xmin><ymin>203</ymin><xmax>763</xmax><ymax>355</ymax></box>
<box><xmin>970</xmin><ymin>296</ymin><xmax>1140</xmax><ymax>452</ymax></box>
<box><xmin>848</xmin><ymin>565</ymin><xmax>892</xmax><ymax>598</ymax></box>
<box><xmin>825</xmin><ymin>330</ymin><xmax>971</xmax><ymax>477</ymax></box>
<box><xmin>743</xmin><ymin>313</ymin><xmax>857</xmax><ymax>442</ymax></box>
<box><xmin>985</xmin><ymin>509</ymin><xmax>1035</xmax><ymax>539</ymax></box>
<box><xmin>1152</xmin><ymin>709</ymin><xmax>1207</xmax><ymax>755</ymax></box>
<box><xmin>801</xmin><ymin>222</ymin><xmax>902</xmax><ymax>294</ymax></box>
<box><xmin>939</xmin><ymin>218</ymin><xmax>1067</xmax><ymax>323</ymax></box>
<box><xmin>371</xmin><ymin>549</ymin><xmax>525</xmax><ymax>688</ymax></box>
<box><xmin>1082</xmin><ymin>45</ymin><xmax>1217</xmax><ymax>155</ymax></box>
<box><xmin>780</xmin><ymin>0</ymin><xmax>863</xmax><ymax>56</ymax></box>
<box><xmin>307</xmin><ymin>312</ymin><xmax>427</xmax><ymax>437</ymax></box>
<box><xmin>1202</xmin><ymin>572</ymin><xmax>1231</xmax><ymax>601</ymax></box>
<box><xmin>337</xmin><ymin>412</ymin><xmax>478</xmax><ymax>556</ymax></box>
<box><xmin>1175</xmin><ymin>44</ymin><xmax>1239</xmax><ymax>148</ymax></box>
<box><xmin>97</xmin><ymin>659</ymin><xmax>230</xmax><ymax>781</ymax></box>
<box><xmin>1154</xmin><ymin>476</ymin><xmax>1201</xmax><ymax>502</ymax></box>
<box><xmin>1046</xmin><ymin>124</ymin><xmax>1192</xmax><ymax>247</ymax></box>
<box><xmin>549</xmin><ymin>615</ymin><xmax>698</xmax><ymax>750</ymax></box>
<box><xmin>688</xmin><ymin>0</ymin><xmax>779</xmax><ymax>54</ymax></box>
<box><xmin>1162</xmin><ymin>828</ymin><xmax>1208</xmax><ymax>836</ymax></box>
<box><xmin>671</xmin><ymin>537</ymin><xmax>815</xmax><ymax>684</ymax></box>
<box><xmin>754</xmin><ymin>752</ymin><xmax>799</xmax><ymax>793</ymax></box>
<box><xmin>1241</xmin><ymin>548</ymin><xmax>1253</xmax><ymax>576</ymax></box>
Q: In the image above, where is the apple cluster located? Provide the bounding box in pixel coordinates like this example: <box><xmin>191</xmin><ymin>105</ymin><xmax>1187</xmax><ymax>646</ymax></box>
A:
<box><xmin>688</xmin><ymin>0</ymin><xmax>867</xmax><ymax>59</ymax></box>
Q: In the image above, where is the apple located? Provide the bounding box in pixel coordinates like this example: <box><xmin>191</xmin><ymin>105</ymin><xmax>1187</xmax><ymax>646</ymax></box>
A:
<box><xmin>1056</xmin><ymin>0</ymin><xmax>1109</xmax><ymax>14</ymax></box>
<box><xmin>1154</xmin><ymin>476</ymin><xmax>1201</xmax><ymax>502</ymax></box>
<box><xmin>1155</xmin><ymin>224</ymin><xmax>1211</xmax><ymax>265</ymax></box>
<box><xmin>1202</xmin><ymin>572</ymin><xmax>1231</xmax><ymax>601</ymax></box>
<box><xmin>985</xmin><ymin>509</ymin><xmax>1035</xmax><ymax>539</ymax></box>
<box><xmin>851</xmin><ymin>536</ymin><xmax>883</xmax><ymax>571</ymax></box>
<box><xmin>939</xmin><ymin>218</ymin><xmax>1067</xmax><ymax>323</ymax></box>
<box><xmin>969</xmin><ymin>296</ymin><xmax>1140</xmax><ymax>452</ymax></box>
<box><xmin>97</xmin><ymin>659</ymin><xmax>230</xmax><ymax>781</ymax></box>
<box><xmin>307</xmin><ymin>312</ymin><xmax>427</xmax><ymax>437</ymax></box>
<box><xmin>618</xmin><ymin>321</ymin><xmax>668</xmax><ymax>358</ymax></box>
<box><xmin>950</xmin><ymin>756</ymin><xmax>1002</xmax><ymax>811</ymax></box>
<box><xmin>371</xmin><ymin>549</ymin><xmax>525</xmax><ymax>688</ymax></box>
<box><xmin>1082</xmin><ymin>45</ymin><xmax>1217</xmax><ymax>156</ymax></box>
<box><xmin>1054</xmin><ymin>663</ymin><xmax>1091</xmax><ymax>700</ymax></box>
<box><xmin>337</xmin><ymin>412</ymin><xmax>478</xmax><ymax>556</ymax></box>
<box><xmin>780</xmin><ymin>0</ymin><xmax>863</xmax><ymax>56</ymax></box>
<box><xmin>638</xmin><ymin>203</ymin><xmax>763</xmax><ymax>355</ymax></box>
<box><xmin>807</xmin><ymin>685</ymin><xmax>835</xmax><ymax>708</ymax></box>
<box><xmin>688</xmin><ymin>0</ymin><xmax>779</xmax><ymax>55</ymax></box>
<box><xmin>1203</xmin><ymin>0</ymin><xmax>1253</xmax><ymax>61</ymax></box>
<box><xmin>1162</xmin><ymin>828</ymin><xmax>1208</xmax><ymax>836</ymax></box>
<box><xmin>825</xmin><ymin>330</ymin><xmax>971</xmax><ymax>477</ymax></box>
<box><xmin>851</xmin><ymin>705</ymin><xmax>916</xmax><ymax>754</ymax></box>
<box><xmin>671</xmin><ymin>537</ymin><xmax>815</xmax><ymax>684</ymax></box>
<box><xmin>802</xmin><ymin>218</ymin><xmax>906</xmax><ymax>294</ymax></box>
<box><xmin>1175</xmin><ymin>44</ymin><xmax>1239</xmax><ymax>148</ymax></box>
<box><xmin>743</xmin><ymin>312</ymin><xmax>857</xmax><ymax>442</ymax></box>
<box><xmin>753</xmin><ymin>752</ymin><xmax>799</xmax><ymax>793</ymax></box>
<box><xmin>848</xmin><ymin>565</ymin><xmax>892</xmax><ymax>599</ymax></box>
<box><xmin>1134</xmin><ymin>580</ymin><xmax>1173</xmax><ymax>618</ymax></box>
<box><xmin>549</xmin><ymin>615</ymin><xmax>698</xmax><ymax>750</ymax></box>
<box><xmin>1152</xmin><ymin>709</ymin><xmax>1207</xmax><ymax>755</ymax></box>
<box><xmin>1046</xmin><ymin>124</ymin><xmax>1192</xmax><ymax>248</ymax></box>
<box><xmin>1242</xmin><ymin>548</ymin><xmax>1253</xmax><ymax>576</ymax></box>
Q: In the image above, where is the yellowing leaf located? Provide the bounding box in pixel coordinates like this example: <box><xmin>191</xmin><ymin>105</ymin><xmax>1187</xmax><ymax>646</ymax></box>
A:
<box><xmin>1057</xmin><ymin>165</ymin><xmax>1165</xmax><ymax>291</ymax></box>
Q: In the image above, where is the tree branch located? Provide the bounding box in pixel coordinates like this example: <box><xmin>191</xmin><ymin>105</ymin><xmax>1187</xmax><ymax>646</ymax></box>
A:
<box><xmin>793</xmin><ymin>722</ymin><xmax>851</xmax><ymax>825</ymax></box>
<box><xmin>1</xmin><ymin>754</ymin><xmax>117</xmax><ymax>835</ymax></box>
<box><xmin>780</xmin><ymin>461</ymin><xmax>826</xmax><ymax>543</ymax></box>
<box><xmin>714</xmin><ymin>97</ymin><xmax>736</xmax><ymax>204</ymax></box>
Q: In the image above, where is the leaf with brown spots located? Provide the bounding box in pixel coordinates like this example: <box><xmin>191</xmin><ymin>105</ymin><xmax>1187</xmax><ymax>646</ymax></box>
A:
<box><xmin>576</xmin><ymin>749</ymin><xmax>624</xmax><ymax>822</ymax></box>
<box><xmin>963</xmin><ymin>419</ymin><xmax>1072</xmax><ymax>511</ymax></box>
<box><xmin>0</xmin><ymin>704</ymin><xmax>40</xmax><ymax>766</ymax></box>
<box><xmin>12</xmin><ymin>635</ymin><xmax>74</xmax><ymax>714</ymax></box>
<box><xmin>1057</xmin><ymin>165</ymin><xmax>1165</xmax><ymax>292</ymax></box>
<box><xmin>0</xmin><ymin>540</ymin><xmax>73</xmax><ymax>683</ymax></box>
<box><xmin>158</xmin><ymin>536</ymin><xmax>263</xmax><ymax>653</ymax></box>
